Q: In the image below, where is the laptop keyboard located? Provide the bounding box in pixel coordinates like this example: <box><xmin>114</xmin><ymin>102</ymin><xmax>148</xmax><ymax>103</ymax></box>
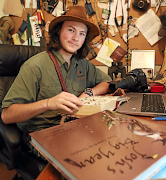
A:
<box><xmin>141</xmin><ymin>94</ymin><xmax>166</xmax><ymax>113</ymax></box>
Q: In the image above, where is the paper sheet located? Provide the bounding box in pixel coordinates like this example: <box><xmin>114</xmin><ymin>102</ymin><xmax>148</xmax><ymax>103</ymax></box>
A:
<box><xmin>135</xmin><ymin>9</ymin><xmax>163</xmax><ymax>46</ymax></box>
<box><xmin>12</xmin><ymin>31</ymin><xmax>27</xmax><ymax>45</ymax></box>
<box><xmin>29</xmin><ymin>15</ymin><xmax>42</xmax><ymax>42</ymax></box>
<box><xmin>96</xmin><ymin>37</ymin><xmax>120</xmax><ymax>67</ymax></box>
<box><xmin>25</xmin><ymin>0</ymin><xmax>37</xmax><ymax>9</ymax></box>
<box><xmin>131</xmin><ymin>50</ymin><xmax>155</xmax><ymax>77</ymax></box>
<box><xmin>52</xmin><ymin>1</ymin><xmax>65</xmax><ymax>17</ymax></box>
<box><xmin>0</xmin><ymin>0</ymin><xmax>8</xmax><ymax>18</ymax></box>
<box><xmin>151</xmin><ymin>0</ymin><xmax>166</xmax><ymax>7</ymax></box>
<box><xmin>123</xmin><ymin>25</ymin><xmax>139</xmax><ymax>43</ymax></box>
<box><xmin>23</xmin><ymin>35</ymin><xmax>40</xmax><ymax>46</ymax></box>
<box><xmin>3</xmin><ymin>0</ymin><xmax>23</xmax><ymax>17</ymax></box>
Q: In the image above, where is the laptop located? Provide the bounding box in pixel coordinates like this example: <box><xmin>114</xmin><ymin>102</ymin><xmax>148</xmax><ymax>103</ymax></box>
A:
<box><xmin>116</xmin><ymin>92</ymin><xmax>166</xmax><ymax>117</ymax></box>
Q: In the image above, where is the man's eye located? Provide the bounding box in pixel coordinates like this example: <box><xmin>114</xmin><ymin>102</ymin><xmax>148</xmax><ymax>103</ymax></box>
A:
<box><xmin>80</xmin><ymin>33</ymin><xmax>86</xmax><ymax>36</ymax></box>
<box><xmin>69</xmin><ymin>29</ymin><xmax>74</xmax><ymax>32</ymax></box>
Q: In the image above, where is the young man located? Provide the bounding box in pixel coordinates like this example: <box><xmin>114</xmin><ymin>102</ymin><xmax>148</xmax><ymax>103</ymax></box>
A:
<box><xmin>1</xmin><ymin>6</ymin><xmax>111</xmax><ymax>133</ymax></box>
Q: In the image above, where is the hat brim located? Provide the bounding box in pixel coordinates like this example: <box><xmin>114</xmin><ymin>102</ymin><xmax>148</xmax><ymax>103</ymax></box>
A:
<box><xmin>49</xmin><ymin>15</ymin><xmax>100</xmax><ymax>42</ymax></box>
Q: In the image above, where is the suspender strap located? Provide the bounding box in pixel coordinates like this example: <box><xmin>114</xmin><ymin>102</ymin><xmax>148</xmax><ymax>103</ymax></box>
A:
<box><xmin>47</xmin><ymin>50</ymin><xmax>68</xmax><ymax>92</ymax></box>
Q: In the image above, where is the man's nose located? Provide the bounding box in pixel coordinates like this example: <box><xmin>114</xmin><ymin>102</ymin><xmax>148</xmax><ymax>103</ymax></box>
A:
<box><xmin>72</xmin><ymin>32</ymin><xmax>79</xmax><ymax>41</ymax></box>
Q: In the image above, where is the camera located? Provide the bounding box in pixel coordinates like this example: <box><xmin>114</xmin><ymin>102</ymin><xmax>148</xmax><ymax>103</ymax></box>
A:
<box><xmin>109</xmin><ymin>68</ymin><xmax>148</xmax><ymax>93</ymax></box>
<box><xmin>108</xmin><ymin>62</ymin><xmax>126</xmax><ymax>80</ymax></box>
<box><xmin>132</xmin><ymin>0</ymin><xmax>150</xmax><ymax>11</ymax></box>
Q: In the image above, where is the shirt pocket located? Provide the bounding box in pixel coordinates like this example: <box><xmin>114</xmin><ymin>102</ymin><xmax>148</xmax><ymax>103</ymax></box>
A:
<box><xmin>37</xmin><ymin>85</ymin><xmax>62</xmax><ymax>100</ymax></box>
<box><xmin>71</xmin><ymin>77</ymin><xmax>86</xmax><ymax>95</ymax></box>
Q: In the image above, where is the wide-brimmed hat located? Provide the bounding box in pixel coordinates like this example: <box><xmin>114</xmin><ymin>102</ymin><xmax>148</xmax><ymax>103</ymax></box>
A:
<box><xmin>158</xmin><ymin>10</ymin><xmax>166</xmax><ymax>37</ymax></box>
<box><xmin>49</xmin><ymin>6</ymin><xmax>99</xmax><ymax>42</ymax></box>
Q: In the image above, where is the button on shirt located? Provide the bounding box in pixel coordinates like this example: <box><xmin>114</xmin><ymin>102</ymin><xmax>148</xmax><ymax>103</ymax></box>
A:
<box><xmin>2</xmin><ymin>50</ymin><xmax>111</xmax><ymax>132</ymax></box>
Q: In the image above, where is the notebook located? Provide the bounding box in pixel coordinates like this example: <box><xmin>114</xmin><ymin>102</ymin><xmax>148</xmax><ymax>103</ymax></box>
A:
<box><xmin>116</xmin><ymin>92</ymin><xmax>166</xmax><ymax>117</ymax></box>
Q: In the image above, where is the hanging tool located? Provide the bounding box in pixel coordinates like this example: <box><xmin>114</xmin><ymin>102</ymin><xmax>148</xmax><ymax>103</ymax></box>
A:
<box><xmin>29</xmin><ymin>0</ymin><xmax>33</xmax><ymax>16</ymax></box>
<box><xmin>37</xmin><ymin>0</ymin><xmax>42</xmax><ymax>25</ymax></box>
<box><xmin>42</xmin><ymin>0</ymin><xmax>59</xmax><ymax>13</ymax></box>
<box><xmin>36</xmin><ymin>0</ymin><xmax>45</xmax><ymax>25</ymax></box>
<box><xmin>63</xmin><ymin>0</ymin><xmax>66</xmax><ymax>10</ymax></box>
<box><xmin>0</xmin><ymin>16</ymin><xmax>15</xmax><ymax>44</ymax></box>
<box><xmin>155</xmin><ymin>0</ymin><xmax>162</xmax><ymax>14</ymax></box>
<box><xmin>17</xmin><ymin>20</ymin><xmax>27</xmax><ymax>43</ymax></box>
<box><xmin>40</xmin><ymin>10</ymin><xmax>45</xmax><ymax>26</ymax></box>
<box><xmin>85</xmin><ymin>0</ymin><xmax>96</xmax><ymax>16</ymax></box>
<box><xmin>106</xmin><ymin>0</ymin><xmax>111</xmax><ymax>40</ymax></box>
<box><xmin>94</xmin><ymin>0</ymin><xmax>107</xmax><ymax>43</ymax></box>
<box><xmin>27</xmin><ymin>13</ymin><xmax>32</xmax><ymax>46</ymax></box>
<box><xmin>40</xmin><ymin>30</ymin><xmax>46</xmax><ymax>48</ymax></box>
<box><xmin>20</xmin><ymin>0</ymin><xmax>25</xmax><ymax>11</ymax></box>
<box><xmin>72</xmin><ymin>0</ymin><xmax>78</xmax><ymax>5</ymax></box>
<box><xmin>114</xmin><ymin>0</ymin><xmax>124</xmax><ymax>38</ymax></box>
<box><xmin>126</xmin><ymin>0</ymin><xmax>130</xmax><ymax>72</ymax></box>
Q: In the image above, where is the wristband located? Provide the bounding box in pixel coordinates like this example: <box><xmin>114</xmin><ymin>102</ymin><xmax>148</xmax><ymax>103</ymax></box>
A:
<box><xmin>46</xmin><ymin>98</ymin><xmax>50</xmax><ymax>111</ymax></box>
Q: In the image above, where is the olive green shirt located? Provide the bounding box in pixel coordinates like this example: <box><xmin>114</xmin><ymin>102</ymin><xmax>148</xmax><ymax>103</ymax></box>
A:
<box><xmin>2</xmin><ymin>50</ymin><xmax>111</xmax><ymax>132</ymax></box>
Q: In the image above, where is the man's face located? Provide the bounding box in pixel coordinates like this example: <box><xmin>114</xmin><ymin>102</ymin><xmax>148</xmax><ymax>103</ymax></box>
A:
<box><xmin>59</xmin><ymin>21</ymin><xmax>88</xmax><ymax>54</ymax></box>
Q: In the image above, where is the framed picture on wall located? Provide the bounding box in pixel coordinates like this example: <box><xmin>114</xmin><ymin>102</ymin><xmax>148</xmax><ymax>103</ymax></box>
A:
<box><xmin>131</xmin><ymin>50</ymin><xmax>155</xmax><ymax>78</ymax></box>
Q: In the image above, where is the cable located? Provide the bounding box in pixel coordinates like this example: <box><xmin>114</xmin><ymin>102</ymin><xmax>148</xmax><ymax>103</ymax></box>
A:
<box><xmin>126</xmin><ymin>0</ymin><xmax>130</xmax><ymax>72</ymax></box>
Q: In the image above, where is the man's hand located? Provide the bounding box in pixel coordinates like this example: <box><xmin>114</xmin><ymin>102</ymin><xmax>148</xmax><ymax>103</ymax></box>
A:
<box><xmin>79</xmin><ymin>92</ymin><xmax>91</xmax><ymax>98</ymax></box>
<box><xmin>48</xmin><ymin>92</ymin><xmax>83</xmax><ymax>114</ymax></box>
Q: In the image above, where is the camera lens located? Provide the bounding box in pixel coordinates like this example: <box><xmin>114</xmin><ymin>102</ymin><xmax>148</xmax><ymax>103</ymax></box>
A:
<box><xmin>138</xmin><ymin>1</ymin><xmax>145</xmax><ymax>8</ymax></box>
<box><xmin>109</xmin><ymin>75</ymin><xmax>136</xmax><ymax>92</ymax></box>
<box><xmin>109</xmin><ymin>69</ymin><xmax>148</xmax><ymax>93</ymax></box>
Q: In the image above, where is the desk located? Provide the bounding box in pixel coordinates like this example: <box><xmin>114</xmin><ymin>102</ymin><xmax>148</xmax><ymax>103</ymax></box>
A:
<box><xmin>36</xmin><ymin>163</ymin><xmax>62</xmax><ymax>180</ymax></box>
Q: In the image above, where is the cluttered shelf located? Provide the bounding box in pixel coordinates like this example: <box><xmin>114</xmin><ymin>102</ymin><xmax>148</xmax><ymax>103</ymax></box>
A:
<box><xmin>0</xmin><ymin>0</ymin><xmax>166</xmax><ymax>67</ymax></box>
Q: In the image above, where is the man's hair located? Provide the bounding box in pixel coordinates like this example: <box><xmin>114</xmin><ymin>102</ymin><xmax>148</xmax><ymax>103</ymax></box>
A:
<box><xmin>47</xmin><ymin>22</ymin><xmax>91</xmax><ymax>59</ymax></box>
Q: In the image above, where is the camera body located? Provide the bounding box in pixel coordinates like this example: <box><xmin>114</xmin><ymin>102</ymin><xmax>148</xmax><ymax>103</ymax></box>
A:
<box><xmin>132</xmin><ymin>0</ymin><xmax>150</xmax><ymax>11</ymax></box>
<box><xmin>109</xmin><ymin>68</ymin><xmax>148</xmax><ymax>93</ymax></box>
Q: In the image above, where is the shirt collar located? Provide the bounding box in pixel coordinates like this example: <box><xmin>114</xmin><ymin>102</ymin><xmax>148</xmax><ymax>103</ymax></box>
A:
<box><xmin>51</xmin><ymin>50</ymin><xmax>79</xmax><ymax>67</ymax></box>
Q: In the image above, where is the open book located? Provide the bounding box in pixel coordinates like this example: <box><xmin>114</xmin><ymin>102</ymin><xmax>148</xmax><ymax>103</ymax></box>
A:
<box><xmin>73</xmin><ymin>95</ymin><xmax>129</xmax><ymax>116</ymax></box>
<box><xmin>30</xmin><ymin>111</ymin><xmax>166</xmax><ymax>180</ymax></box>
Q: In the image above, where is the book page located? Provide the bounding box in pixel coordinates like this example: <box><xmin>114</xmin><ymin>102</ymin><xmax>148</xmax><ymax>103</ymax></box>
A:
<box><xmin>136</xmin><ymin>9</ymin><xmax>162</xmax><ymax>46</ymax></box>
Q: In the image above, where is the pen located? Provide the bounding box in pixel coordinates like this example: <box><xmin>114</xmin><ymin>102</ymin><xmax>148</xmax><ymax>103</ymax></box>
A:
<box><xmin>152</xmin><ymin>117</ymin><xmax>166</xmax><ymax>121</ymax></box>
